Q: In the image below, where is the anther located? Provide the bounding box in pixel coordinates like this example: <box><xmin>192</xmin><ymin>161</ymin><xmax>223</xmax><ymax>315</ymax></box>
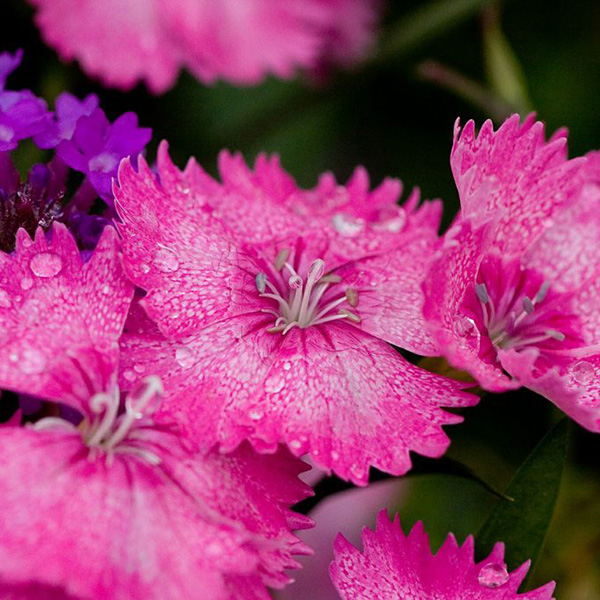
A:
<box><xmin>522</xmin><ymin>297</ymin><xmax>535</xmax><ymax>314</ymax></box>
<box><xmin>275</xmin><ymin>248</ymin><xmax>290</xmax><ymax>271</ymax></box>
<box><xmin>255</xmin><ymin>272</ymin><xmax>267</xmax><ymax>294</ymax></box>
<box><xmin>546</xmin><ymin>329</ymin><xmax>566</xmax><ymax>341</ymax></box>
<box><xmin>320</xmin><ymin>273</ymin><xmax>342</xmax><ymax>284</ymax></box>
<box><xmin>339</xmin><ymin>309</ymin><xmax>361</xmax><ymax>323</ymax></box>
<box><xmin>345</xmin><ymin>288</ymin><xmax>359</xmax><ymax>307</ymax></box>
<box><xmin>475</xmin><ymin>283</ymin><xmax>489</xmax><ymax>304</ymax></box>
<box><xmin>535</xmin><ymin>281</ymin><xmax>550</xmax><ymax>303</ymax></box>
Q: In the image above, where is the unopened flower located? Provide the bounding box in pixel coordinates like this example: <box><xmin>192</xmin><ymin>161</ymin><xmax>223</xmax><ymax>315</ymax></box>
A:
<box><xmin>0</xmin><ymin>223</ymin><xmax>312</xmax><ymax>599</ymax></box>
<box><xmin>330</xmin><ymin>511</ymin><xmax>556</xmax><ymax>599</ymax></box>
<box><xmin>423</xmin><ymin>115</ymin><xmax>600</xmax><ymax>431</ymax></box>
<box><xmin>115</xmin><ymin>145</ymin><xmax>476</xmax><ymax>485</ymax></box>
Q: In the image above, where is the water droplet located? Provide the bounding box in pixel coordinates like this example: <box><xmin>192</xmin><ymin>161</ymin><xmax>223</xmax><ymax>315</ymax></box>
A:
<box><xmin>290</xmin><ymin>439</ymin><xmax>302</xmax><ymax>450</ymax></box>
<box><xmin>282</xmin><ymin>361</ymin><xmax>292</xmax><ymax>371</ymax></box>
<box><xmin>454</xmin><ymin>316</ymin><xmax>476</xmax><ymax>338</ymax></box>
<box><xmin>478</xmin><ymin>563</ymin><xmax>509</xmax><ymax>588</ymax></box>
<box><xmin>331</xmin><ymin>450</ymin><xmax>340</xmax><ymax>461</ymax></box>
<box><xmin>249</xmin><ymin>408</ymin><xmax>264</xmax><ymax>421</ymax></box>
<box><xmin>0</xmin><ymin>289</ymin><xmax>11</xmax><ymax>308</ymax></box>
<box><xmin>101</xmin><ymin>284</ymin><xmax>111</xmax><ymax>295</ymax></box>
<box><xmin>29</xmin><ymin>253</ymin><xmax>62</xmax><ymax>278</ymax></box>
<box><xmin>140</xmin><ymin>263</ymin><xmax>150</xmax><ymax>274</ymax></box>
<box><xmin>175</xmin><ymin>346</ymin><xmax>194</xmax><ymax>369</ymax></box>
<box><xmin>9</xmin><ymin>352</ymin><xmax>18</xmax><ymax>362</ymax></box>
<box><xmin>154</xmin><ymin>247</ymin><xmax>179</xmax><ymax>273</ymax></box>
<box><xmin>19</xmin><ymin>348</ymin><xmax>46</xmax><ymax>374</ymax></box>
<box><xmin>176</xmin><ymin>183</ymin><xmax>190</xmax><ymax>195</ymax></box>
<box><xmin>133</xmin><ymin>363</ymin><xmax>145</xmax><ymax>374</ymax></box>
<box><xmin>571</xmin><ymin>360</ymin><xmax>596</xmax><ymax>385</ymax></box>
<box><xmin>123</xmin><ymin>369</ymin><xmax>136</xmax><ymax>382</ymax></box>
<box><xmin>350</xmin><ymin>464</ymin><xmax>365</xmax><ymax>480</ymax></box>
<box><xmin>331</xmin><ymin>213</ymin><xmax>365</xmax><ymax>237</ymax></box>
<box><xmin>20</xmin><ymin>277</ymin><xmax>33</xmax><ymax>291</ymax></box>
<box><xmin>265</xmin><ymin>375</ymin><xmax>285</xmax><ymax>393</ymax></box>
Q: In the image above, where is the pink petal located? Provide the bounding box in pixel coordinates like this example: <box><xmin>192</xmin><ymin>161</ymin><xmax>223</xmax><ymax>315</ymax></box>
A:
<box><xmin>330</xmin><ymin>511</ymin><xmax>556</xmax><ymax>599</ymax></box>
<box><xmin>423</xmin><ymin>219</ymin><xmax>518</xmax><ymax>391</ymax></box>
<box><xmin>452</xmin><ymin>114</ymin><xmax>586</xmax><ymax>255</ymax></box>
<box><xmin>121</xmin><ymin>315</ymin><xmax>476</xmax><ymax>485</ymax></box>
<box><xmin>0</xmin><ymin>426</ymin><xmax>312</xmax><ymax>599</ymax></box>
<box><xmin>29</xmin><ymin>0</ymin><xmax>180</xmax><ymax>93</ymax></box>
<box><xmin>0</xmin><ymin>224</ymin><xmax>133</xmax><ymax>409</ymax></box>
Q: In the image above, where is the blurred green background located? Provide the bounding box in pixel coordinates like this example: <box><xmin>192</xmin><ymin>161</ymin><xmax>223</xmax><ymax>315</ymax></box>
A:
<box><xmin>1</xmin><ymin>0</ymin><xmax>599</xmax><ymax>597</ymax></box>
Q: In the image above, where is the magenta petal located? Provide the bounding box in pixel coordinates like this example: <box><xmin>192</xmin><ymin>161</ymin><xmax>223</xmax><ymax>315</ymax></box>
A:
<box><xmin>0</xmin><ymin>426</ymin><xmax>312</xmax><ymax>599</ymax></box>
<box><xmin>121</xmin><ymin>315</ymin><xmax>475</xmax><ymax>485</ymax></box>
<box><xmin>0</xmin><ymin>224</ymin><xmax>133</xmax><ymax>410</ymax></box>
<box><xmin>452</xmin><ymin>114</ymin><xmax>585</xmax><ymax>255</ymax></box>
<box><xmin>330</xmin><ymin>511</ymin><xmax>556</xmax><ymax>599</ymax></box>
<box><xmin>30</xmin><ymin>0</ymin><xmax>180</xmax><ymax>93</ymax></box>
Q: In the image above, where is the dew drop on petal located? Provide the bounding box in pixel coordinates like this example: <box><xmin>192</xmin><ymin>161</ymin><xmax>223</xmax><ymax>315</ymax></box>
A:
<box><xmin>9</xmin><ymin>352</ymin><xmax>18</xmax><ymax>362</ymax></box>
<box><xmin>248</xmin><ymin>408</ymin><xmax>264</xmax><ymax>421</ymax></box>
<box><xmin>19</xmin><ymin>348</ymin><xmax>46</xmax><ymax>374</ymax></box>
<box><xmin>265</xmin><ymin>374</ymin><xmax>285</xmax><ymax>393</ymax></box>
<box><xmin>454</xmin><ymin>316</ymin><xmax>476</xmax><ymax>338</ymax></box>
<box><xmin>331</xmin><ymin>450</ymin><xmax>340</xmax><ymax>461</ymax></box>
<box><xmin>478</xmin><ymin>563</ymin><xmax>509</xmax><ymax>588</ymax></box>
<box><xmin>140</xmin><ymin>263</ymin><xmax>150</xmax><ymax>274</ymax></box>
<box><xmin>123</xmin><ymin>369</ymin><xmax>136</xmax><ymax>382</ymax></box>
<box><xmin>30</xmin><ymin>253</ymin><xmax>62</xmax><ymax>278</ymax></box>
<box><xmin>570</xmin><ymin>360</ymin><xmax>596</xmax><ymax>385</ymax></box>
<box><xmin>175</xmin><ymin>346</ymin><xmax>194</xmax><ymax>369</ymax></box>
<box><xmin>350</xmin><ymin>464</ymin><xmax>365</xmax><ymax>480</ymax></box>
<box><xmin>332</xmin><ymin>213</ymin><xmax>365</xmax><ymax>237</ymax></box>
<box><xmin>290</xmin><ymin>439</ymin><xmax>302</xmax><ymax>450</ymax></box>
<box><xmin>0</xmin><ymin>289</ymin><xmax>11</xmax><ymax>308</ymax></box>
<box><xmin>282</xmin><ymin>361</ymin><xmax>292</xmax><ymax>371</ymax></box>
<box><xmin>154</xmin><ymin>247</ymin><xmax>180</xmax><ymax>273</ymax></box>
<box><xmin>133</xmin><ymin>363</ymin><xmax>145</xmax><ymax>374</ymax></box>
<box><xmin>20</xmin><ymin>277</ymin><xmax>33</xmax><ymax>291</ymax></box>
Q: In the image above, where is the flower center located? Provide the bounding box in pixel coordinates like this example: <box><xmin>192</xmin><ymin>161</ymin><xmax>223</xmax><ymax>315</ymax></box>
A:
<box><xmin>464</xmin><ymin>255</ymin><xmax>582</xmax><ymax>361</ymax></box>
<box><xmin>256</xmin><ymin>248</ymin><xmax>360</xmax><ymax>334</ymax></box>
<box><xmin>32</xmin><ymin>376</ymin><xmax>164</xmax><ymax>465</ymax></box>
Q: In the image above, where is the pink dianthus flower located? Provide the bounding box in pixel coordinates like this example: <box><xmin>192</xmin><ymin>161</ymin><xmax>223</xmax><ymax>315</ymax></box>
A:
<box><xmin>115</xmin><ymin>144</ymin><xmax>476</xmax><ymax>485</ymax></box>
<box><xmin>29</xmin><ymin>0</ymin><xmax>380</xmax><ymax>93</ymax></box>
<box><xmin>423</xmin><ymin>114</ymin><xmax>600</xmax><ymax>432</ymax></box>
<box><xmin>0</xmin><ymin>223</ymin><xmax>312</xmax><ymax>599</ymax></box>
<box><xmin>330</xmin><ymin>511</ymin><xmax>556</xmax><ymax>599</ymax></box>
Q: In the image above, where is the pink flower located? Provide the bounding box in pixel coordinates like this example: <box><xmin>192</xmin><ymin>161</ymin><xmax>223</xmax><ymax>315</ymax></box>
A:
<box><xmin>0</xmin><ymin>223</ymin><xmax>312</xmax><ymax>599</ymax></box>
<box><xmin>29</xmin><ymin>0</ymin><xmax>380</xmax><ymax>92</ymax></box>
<box><xmin>330</xmin><ymin>511</ymin><xmax>556</xmax><ymax>599</ymax></box>
<box><xmin>423</xmin><ymin>115</ymin><xmax>600</xmax><ymax>431</ymax></box>
<box><xmin>115</xmin><ymin>144</ymin><xmax>476</xmax><ymax>485</ymax></box>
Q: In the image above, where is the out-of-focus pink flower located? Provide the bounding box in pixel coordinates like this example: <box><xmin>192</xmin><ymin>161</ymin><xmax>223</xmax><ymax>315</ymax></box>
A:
<box><xmin>330</xmin><ymin>511</ymin><xmax>556</xmax><ymax>599</ymax></box>
<box><xmin>29</xmin><ymin>0</ymin><xmax>381</xmax><ymax>92</ymax></box>
<box><xmin>423</xmin><ymin>115</ymin><xmax>600</xmax><ymax>431</ymax></box>
<box><xmin>0</xmin><ymin>223</ymin><xmax>313</xmax><ymax>599</ymax></box>
<box><xmin>115</xmin><ymin>144</ymin><xmax>476</xmax><ymax>486</ymax></box>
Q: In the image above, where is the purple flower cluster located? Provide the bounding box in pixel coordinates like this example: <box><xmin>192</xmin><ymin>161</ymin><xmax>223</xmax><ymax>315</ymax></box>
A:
<box><xmin>0</xmin><ymin>50</ymin><xmax>151</xmax><ymax>251</ymax></box>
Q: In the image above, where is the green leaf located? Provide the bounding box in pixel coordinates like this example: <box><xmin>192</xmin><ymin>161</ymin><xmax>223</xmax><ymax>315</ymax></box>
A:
<box><xmin>483</xmin><ymin>5</ymin><xmax>533</xmax><ymax>113</ymax></box>
<box><xmin>476</xmin><ymin>418</ymin><xmax>570</xmax><ymax>569</ymax></box>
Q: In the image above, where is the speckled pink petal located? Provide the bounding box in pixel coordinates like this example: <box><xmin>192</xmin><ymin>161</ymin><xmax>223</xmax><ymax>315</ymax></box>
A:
<box><xmin>121</xmin><ymin>315</ymin><xmax>475</xmax><ymax>485</ymax></box>
<box><xmin>452</xmin><ymin>114</ymin><xmax>585</xmax><ymax>255</ymax></box>
<box><xmin>422</xmin><ymin>219</ymin><xmax>518</xmax><ymax>391</ymax></box>
<box><xmin>330</xmin><ymin>511</ymin><xmax>556</xmax><ymax>599</ymax></box>
<box><xmin>335</xmin><ymin>233</ymin><xmax>441</xmax><ymax>355</ymax></box>
<box><xmin>0</xmin><ymin>426</ymin><xmax>312</xmax><ymax>600</ymax></box>
<box><xmin>500</xmin><ymin>348</ymin><xmax>600</xmax><ymax>432</ymax></box>
<box><xmin>115</xmin><ymin>154</ymin><xmax>259</xmax><ymax>339</ymax></box>
<box><xmin>29</xmin><ymin>0</ymin><xmax>180</xmax><ymax>93</ymax></box>
<box><xmin>0</xmin><ymin>224</ymin><xmax>133</xmax><ymax>409</ymax></box>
